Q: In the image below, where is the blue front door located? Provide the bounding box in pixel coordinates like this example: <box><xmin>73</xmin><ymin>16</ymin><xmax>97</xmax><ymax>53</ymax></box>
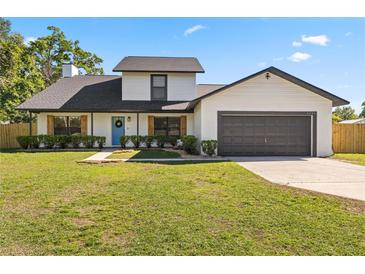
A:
<box><xmin>112</xmin><ymin>116</ymin><xmax>125</xmax><ymax>146</ymax></box>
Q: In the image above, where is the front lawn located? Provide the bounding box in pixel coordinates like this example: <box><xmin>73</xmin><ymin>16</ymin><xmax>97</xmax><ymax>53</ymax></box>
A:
<box><xmin>0</xmin><ymin>152</ymin><xmax>364</xmax><ymax>255</ymax></box>
<box><xmin>332</xmin><ymin>153</ymin><xmax>365</xmax><ymax>166</ymax></box>
<box><xmin>107</xmin><ymin>149</ymin><xmax>181</xmax><ymax>159</ymax></box>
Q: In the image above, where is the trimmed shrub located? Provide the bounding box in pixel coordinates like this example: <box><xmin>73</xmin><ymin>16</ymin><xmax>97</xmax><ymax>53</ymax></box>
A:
<box><xmin>82</xmin><ymin>135</ymin><xmax>95</xmax><ymax>148</ymax></box>
<box><xmin>96</xmin><ymin>136</ymin><xmax>106</xmax><ymax>149</ymax></box>
<box><xmin>43</xmin><ymin>135</ymin><xmax>56</xmax><ymax>149</ymax></box>
<box><xmin>201</xmin><ymin>140</ymin><xmax>218</xmax><ymax>156</ymax></box>
<box><xmin>55</xmin><ymin>135</ymin><xmax>70</xmax><ymax>149</ymax></box>
<box><xmin>70</xmin><ymin>134</ymin><xmax>82</xmax><ymax>148</ymax></box>
<box><xmin>129</xmin><ymin>135</ymin><xmax>140</xmax><ymax>148</ymax></box>
<box><xmin>145</xmin><ymin>136</ymin><xmax>154</xmax><ymax>148</ymax></box>
<box><xmin>29</xmin><ymin>136</ymin><xmax>40</xmax><ymax>149</ymax></box>
<box><xmin>16</xmin><ymin>136</ymin><xmax>30</xmax><ymax>149</ymax></box>
<box><xmin>168</xmin><ymin>136</ymin><xmax>178</xmax><ymax>147</ymax></box>
<box><xmin>120</xmin><ymin>136</ymin><xmax>129</xmax><ymax>148</ymax></box>
<box><xmin>156</xmin><ymin>135</ymin><xmax>168</xmax><ymax>148</ymax></box>
<box><xmin>181</xmin><ymin>135</ymin><xmax>198</xmax><ymax>154</ymax></box>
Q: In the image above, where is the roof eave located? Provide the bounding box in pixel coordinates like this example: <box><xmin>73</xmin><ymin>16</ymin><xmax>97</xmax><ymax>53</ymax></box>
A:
<box><xmin>16</xmin><ymin>108</ymin><xmax>193</xmax><ymax>113</ymax></box>
<box><xmin>112</xmin><ymin>69</ymin><xmax>205</xmax><ymax>73</ymax></box>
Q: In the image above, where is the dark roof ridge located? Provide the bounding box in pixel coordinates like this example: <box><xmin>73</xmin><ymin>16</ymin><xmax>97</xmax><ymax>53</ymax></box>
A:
<box><xmin>126</xmin><ymin>55</ymin><xmax>199</xmax><ymax>59</ymax></box>
<box><xmin>197</xmin><ymin>83</ymin><xmax>226</xmax><ymax>86</ymax></box>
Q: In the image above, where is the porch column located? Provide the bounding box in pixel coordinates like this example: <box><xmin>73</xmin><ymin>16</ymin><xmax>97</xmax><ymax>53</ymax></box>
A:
<box><xmin>136</xmin><ymin>112</ymin><xmax>139</xmax><ymax>141</ymax></box>
<box><xmin>91</xmin><ymin>112</ymin><xmax>94</xmax><ymax>138</ymax></box>
<box><xmin>29</xmin><ymin>111</ymin><xmax>32</xmax><ymax>136</ymax></box>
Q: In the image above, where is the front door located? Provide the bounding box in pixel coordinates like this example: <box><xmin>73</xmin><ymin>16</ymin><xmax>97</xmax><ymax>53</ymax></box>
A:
<box><xmin>112</xmin><ymin>116</ymin><xmax>125</xmax><ymax>146</ymax></box>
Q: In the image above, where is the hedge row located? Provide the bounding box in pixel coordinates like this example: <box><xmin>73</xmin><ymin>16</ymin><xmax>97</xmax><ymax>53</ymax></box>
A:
<box><xmin>16</xmin><ymin>134</ymin><xmax>106</xmax><ymax>149</ymax></box>
<box><xmin>16</xmin><ymin>134</ymin><xmax>219</xmax><ymax>155</ymax></box>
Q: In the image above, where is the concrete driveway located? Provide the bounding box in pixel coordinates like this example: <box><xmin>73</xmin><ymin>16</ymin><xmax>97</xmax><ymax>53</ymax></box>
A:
<box><xmin>229</xmin><ymin>157</ymin><xmax>365</xmax><ymax>202</ymax></box>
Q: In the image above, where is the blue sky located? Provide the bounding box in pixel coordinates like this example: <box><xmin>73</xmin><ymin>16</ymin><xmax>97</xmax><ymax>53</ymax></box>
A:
<box><xmin>8</xmin><ymin>17</ymin><xmax>365</xmax><ymax>113</ymax></box>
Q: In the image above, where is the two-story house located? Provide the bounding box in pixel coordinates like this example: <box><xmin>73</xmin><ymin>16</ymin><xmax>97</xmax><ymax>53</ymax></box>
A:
<box><xmin>18</xmin><ymin>56</ymin><xmax>349</xmax><ymax>156</ymax></box>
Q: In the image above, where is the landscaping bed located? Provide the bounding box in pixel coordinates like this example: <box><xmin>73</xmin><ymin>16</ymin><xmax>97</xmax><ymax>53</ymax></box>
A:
<box><xmin>1</xmin><ymin>151</ymin><xmax>364</xmax><ymax>255</ymax></box>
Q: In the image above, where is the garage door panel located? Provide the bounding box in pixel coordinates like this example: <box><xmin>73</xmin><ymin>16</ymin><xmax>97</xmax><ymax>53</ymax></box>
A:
<box><xmin>219</xmin><ymin>115</ymin><xmax>311</xmax><ymax>156</ymax></box>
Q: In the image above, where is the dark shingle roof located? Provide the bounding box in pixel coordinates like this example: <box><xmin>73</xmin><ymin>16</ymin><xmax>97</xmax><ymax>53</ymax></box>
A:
<box><xmin>196</xmin><ymin>84</ymin><xmax>226</xmax><ymax>97</ymax></box>
<box><xmin>17</xmin><ymin>75</ymin><xmax>191</xmax><ymax>112</ymax></box>
<box><xmin>113</xmin><ymin>56</ymin><xmax>205</xmax><ymax>73</ymax></box>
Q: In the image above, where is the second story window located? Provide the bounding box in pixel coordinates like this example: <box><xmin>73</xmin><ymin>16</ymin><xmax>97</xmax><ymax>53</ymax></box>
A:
<box><xmin>151</xmin><ymin>75</ymin><xmax>167</xmax><ymax>101</ymax></box>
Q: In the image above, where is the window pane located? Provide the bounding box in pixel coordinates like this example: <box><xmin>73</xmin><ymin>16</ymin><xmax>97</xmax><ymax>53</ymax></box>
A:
<box><xmin>154</xmin><ymin>117</ymin><xmax>168</xmax><ymax>136</ymax></box>
<box><xmin>69</xmin><ymin>116</ymin><xmax>81</xmax><ymax>135</ymax></box>
<box><xmin>152</xmin><ymin>76</ymin><xmax>166</xmax><ymax>87</ymax></box>
<box><xmin>54</xmin><ymin>116</ymin><xmax>67</xmax><ymax>135</ymax></box>
<box><xmin>168</xmin><ymin>117</ymin><xmax>180</xmax><ymax>136</ymax></box>
<box><xmin>152</xmin><ymin>87</ymin><xmax>167</xmax><ymax>100</ymax></box>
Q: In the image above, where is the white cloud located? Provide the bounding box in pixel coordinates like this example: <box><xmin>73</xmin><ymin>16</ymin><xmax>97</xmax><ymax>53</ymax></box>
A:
<box><xmin>24</xmin><ymin>36</ymin><xmax>37</xmax><ymax>45</ymax></box>
<box><xmin>301</xmin><ymin>34</ymin><xmax>329</xmax><ymax>46</ymax></box>
<box><xmin>257</xmin><ymin>61</ymin><xmax>267</xmax><ymax>67</ymax></box>
<box><xmin>273</xmin><ymin>57</ymin><xmax>284</xmax><ymax>61</ymax></box>
<box><xmin>288</xmin><ymin>52</ymin><xmax>312</xmax><ymax>62</ymax></box>
<box><xmin>345</xmin><ymin>32</ymin><xmax>352</xmax><ymax>37</ymax></box>
<box><xmin>292</xmin><ymin>41</ymin><xmax>302</xmax><ymax>47</ymax></box>
<box><xmin>184</xmin><ymin>25</ymin><xmax>206</xmax><ymax>36</ymax></box>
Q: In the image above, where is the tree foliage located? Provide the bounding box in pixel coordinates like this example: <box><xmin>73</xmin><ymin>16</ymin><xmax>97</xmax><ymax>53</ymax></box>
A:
<box><xmin>0</xmin><ymin>19</ymin><xmax>45</xmax><ymax>122</ymax></box>
<box><xmin>332</xmin><ymin>106</ymin><xmax>358</xmax><ymax>121</ymax></box>
<box><xmin>0</xmin><ymin>19</ymin><xmax>104</xmax><ymax>123</ymax></box>
<box><xmin>359</xmin><ymin>101</ymin><xmax>365</xmax><ymax>118</ymax></box>
<box><xmin>28</xmin><ymin>26</ymin><xmax>104</xmax><ymax>86</ymax></box>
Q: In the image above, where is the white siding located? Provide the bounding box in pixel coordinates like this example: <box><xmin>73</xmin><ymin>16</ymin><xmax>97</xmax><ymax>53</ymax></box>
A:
<box><xmin>198</xmin><ymin>73</ymin><xmax>333</xmax><ymax>157</ymax></box>
<box><xmin>122</xmin><ymin>72</ymin><xmax>196</xmax><ymax>101</ymax></box>
<box><xmin>193</xmin><ymin>102</ymin><xmax>202</xmax><ymax>141</ymax></box>
<box><xmin>37</xmin><ymin>112</ymin><xmax>193</xmax><ymax>147</ymax></box>
<box><xmin>167</xmin><ymin>73</ymin><xmax>196</xmax><ymax>101</ymax></box>
<box><xmin>122</xmin><ymin>72</ymin><xmax>150</xmax><ymax>100</ymax></box>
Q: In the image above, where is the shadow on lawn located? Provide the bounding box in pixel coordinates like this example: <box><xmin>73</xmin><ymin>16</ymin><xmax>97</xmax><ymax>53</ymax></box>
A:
<box><xmin>125</xmin><ymin>159</ymin><xmax>230</xmax><ymax>165</ymax></box>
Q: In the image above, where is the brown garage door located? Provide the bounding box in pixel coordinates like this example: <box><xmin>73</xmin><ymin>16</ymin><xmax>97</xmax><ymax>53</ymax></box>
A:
<box><xmin>218</xmin><ymin>115</ymin><xmax>311</xmax><ymax>156</ymax></box>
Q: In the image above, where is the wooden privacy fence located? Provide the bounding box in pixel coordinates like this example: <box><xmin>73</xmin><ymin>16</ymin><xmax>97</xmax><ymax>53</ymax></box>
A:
<box><xmin>0</xmin><ymin>123</ymin><xmax>36</xmax><ymax>149</ymax></box>
<box><xmin>332</xmin><ymin>124</ymin><xmax>365</xmax><ymax>153</ymax></box>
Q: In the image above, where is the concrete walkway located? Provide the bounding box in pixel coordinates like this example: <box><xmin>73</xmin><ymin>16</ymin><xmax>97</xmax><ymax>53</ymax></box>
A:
<box><xmin>229</xmin><ymin>157</ymin><xmax>365</xmax><ymax>202</ymax></box>
<box><xmin>83</xmin><ymin>151</ymin><xmax>113</xmax><ymax>161</ymax></box>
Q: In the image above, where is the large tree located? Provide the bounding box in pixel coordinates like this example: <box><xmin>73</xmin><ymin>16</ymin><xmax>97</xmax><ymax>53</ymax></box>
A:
<box><xmin>0</xmin><ymin>19</ymin><xmax>45</xmax><ymax>123</ymax></box>
<box><xmin>359</xmin><ymin>101</ymin><xmax>365</xmax><ymax>118</ymax></box>
<box><xmin>0</xmin><ymin>19</ymin><xmax>104</xmax><ymax>123</ymax></box>
<box><xmin>332</xmin><ymin>106</ymin><xmax>358</xmax><ymax>121</ymax></box>
<box><xmin>29</xmin><ymin>26</ymin><xmax>103</xmax><ymax>86</ymax></box>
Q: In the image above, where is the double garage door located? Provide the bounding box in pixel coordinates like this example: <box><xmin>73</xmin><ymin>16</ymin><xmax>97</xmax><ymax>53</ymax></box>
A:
<box><xmin>218</xmin><ymin>113</ymin><xmax>312</xmax><ymax>156</ymax></box>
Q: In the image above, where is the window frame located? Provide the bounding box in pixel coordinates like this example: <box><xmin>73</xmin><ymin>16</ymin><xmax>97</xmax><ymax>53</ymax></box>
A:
<box><xmin>53</xmin><ymin>116</ymin><xmax>81</xmax><ymax>135</ymax></box>
<box><xmin>153</xmin><ymin>117</ymin><xmax>181</xmax><ymax>137</ymax></box>
<box><xmin>150</xmin><ymin>74</ymin><xmax>167</xmax><ymax>101</ymax></box>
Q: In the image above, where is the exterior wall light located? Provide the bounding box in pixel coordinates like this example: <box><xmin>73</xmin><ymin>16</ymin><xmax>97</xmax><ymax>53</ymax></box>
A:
<box><xmin>127</xmin><ymin>116</ymin><xmax>131</xmax><ymax>122</ymax></box>
<box><xmin>265</xmin><ymin>72</ymin><xmax>271</xmax><ymax>80</ymax></box>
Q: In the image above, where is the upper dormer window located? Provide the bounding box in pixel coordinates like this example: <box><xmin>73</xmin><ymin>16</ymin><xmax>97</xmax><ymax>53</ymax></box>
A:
<box><xmin>151</xmin><ymin>75</ymin><xmax>167</xmax><ymax>101</ymax></box>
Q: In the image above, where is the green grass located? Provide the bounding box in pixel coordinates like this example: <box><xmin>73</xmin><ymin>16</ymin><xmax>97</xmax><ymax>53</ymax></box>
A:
<box><xmin>107</xmin><ymin>149</ymin><xmax>181</xmax><ymax>159</ymax></box>
<box><xmin>332</xmin><ymin>153</ymin><xmax>365</xmax><ymax>166</ymax></box>
<box><xmin>0</xmin><ymin>152</ymin><xmax>364</xmax><ymax>255</ymax></box>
